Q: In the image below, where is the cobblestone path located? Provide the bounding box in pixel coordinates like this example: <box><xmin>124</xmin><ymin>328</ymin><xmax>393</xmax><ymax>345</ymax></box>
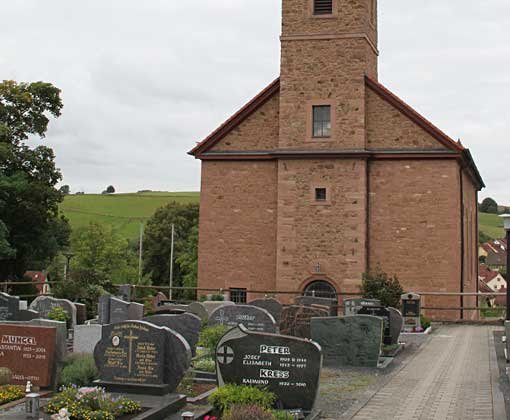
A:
<box><xmin>349</xmin><ymin>325</ymin><xmax>505</xmax><ymax>420</ymax></box>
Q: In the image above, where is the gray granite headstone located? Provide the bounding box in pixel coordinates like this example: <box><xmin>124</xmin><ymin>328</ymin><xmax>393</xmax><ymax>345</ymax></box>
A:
<box><xmin>295</xmin><ymin>296</ymin><xmax>337</xmax><ymax>316</ymax></box>
<box><xmin>216</xmin><ymin>325</ymin><xmax>322</xmax><ymax>412</ymax></box>
<box><xmin>0</xmin><ymin>293</ymin><xmax>19</xmax><ymax>321</ymax></box>
<box><xmin>209</xmin><ymin>305</ymin><xmax>277</xmax><ymax>333</ymax></box>
<box><xmin>248</xmin><ymin>298</ymin><xmax>283</xmax><ymax>323</ymax></box>
<box><xmin>99</xmin><ymin>295</ymin><xmax>144</xmax><ymax>324</ymax></box>
<box><xmin>159</xmin><ymin>302</ymin><xmax>209</xmax><ymax>321</ymax></box>
<box><xmin>17</xmin><ymin>309</ymin><xmax>39</xmax><ymax>321</ymax></box>
<box><xmin>94</xmin><ymin>320</ymin><xmax>191</xmax><ymax>395</ymax></box>
<box><xmin>202</xmin><ymin>300</ymin><xmax>235</xmax><ymax>316</ymax></box>
<box><xmin>29</xmin><ymin>296</ymin><xmax>77</xmax><ymax>327</ymax></box>
<box><xmin>117</xmin><ymin>284</ymin><xmax>132</xmax><ymax>301</ymax></box>
<box><xmin>143</xmin><ymin>313</ymin><xmax>201</xmax><ymax>356</ymax></box>
<box><xmin>343</xmin><ymin>298</ymin><xmax>381</xmax><ymax>316</ymax></box>
<box><xmin>388</xmin><ymin>307</ymin><xmax>403</xmax><ymax>345</ymax></box>
<box><xmin>74</xmin><ymin>324</ymin><xmax>103</xmax><ymax>354</ymax></box>
<box><xmin>311</xmin><ymin>315</ymin><xmax>383</xmax><ymax>368</ymax></box>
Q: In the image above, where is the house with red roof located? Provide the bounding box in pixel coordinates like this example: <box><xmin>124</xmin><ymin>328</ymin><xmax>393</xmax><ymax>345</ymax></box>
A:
<box><xmin>479</xmin><ymin>239</ymin><xmax>507</xmax><ymax>270</ymax></box>
<box><xmin>23</xmin><ymin>271</ymin><xmax>51</xmax><ymax>295</ymax></box>
<box><xmin>189</xmin><ymin>0</ymin><xmax>484</xmax><ymax>320</ymax></box>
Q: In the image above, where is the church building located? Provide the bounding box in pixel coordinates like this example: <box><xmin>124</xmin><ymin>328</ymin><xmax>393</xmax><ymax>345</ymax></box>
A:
<box><xmin>189</xmin><ymin>0</ymin><xmax>484</xmax><ymax>319</ymax></box>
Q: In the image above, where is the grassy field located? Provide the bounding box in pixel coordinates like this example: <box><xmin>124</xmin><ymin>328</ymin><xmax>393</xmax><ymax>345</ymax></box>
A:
<box><xmin>60</xmin><ymin>192</ymin><xmax>200</xmax><ymax>240</ymax></box>
<box><xmin>479</xmin><ymin>212</ymin><xmax>505</xmax><ymax>240</ymax></box>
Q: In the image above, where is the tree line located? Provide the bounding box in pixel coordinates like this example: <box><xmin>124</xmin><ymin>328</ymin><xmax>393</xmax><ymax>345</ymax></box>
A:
<box><xmin>0</xmin><ymin>80</ymin><xmax>199</xmax><ymax>304</ymax></box>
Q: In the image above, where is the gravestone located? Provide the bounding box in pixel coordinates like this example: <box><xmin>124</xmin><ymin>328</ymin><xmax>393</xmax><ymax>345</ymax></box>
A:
<box><xmin>208</xmin><ymin>305</ymin><xmax>277</xmax><ymax>333</ymax></box>
<box><xmin>0</xmin><ymin>324</ymin><xmax>57</xmax><ymax>387</ymax></box>
<box><xmin>280</xmin><ymin>305</ymin><xmax>329</xmax><ymax>339</ymax></box>
<box><xmin>94</xmin><ymin>320</ymin><xmax>191</xmax><ymax>395</ymax></box>
<box><xmin>143</xmin><ymin>313</ymin><xmax>201</xmax><ymax>356</ymax></box>
<box><xmin>401</xmin><ymin>293</ymin><xmax>422</xmax><ymax>332</ymax></box>
<box><xmin>216</xmin><ymin>325</ymin><xmax>322</xmax><ymax>412</ymax></box>
<box><xmin>151</xmin><ymin>292</ymin><xmax>168</xmax><ymax>310</ymax></box>
<box><xmin>17</xmin><ymin>309</ymin><xmax>39</xmax><ymax>321</ymax></box>
<box><xmin>343</xmin><ymin>298</ymin><xmax>381</xmax><ymax>316</ymax></box>
<box><xmin>358</xmin><ymin>306</ymin><xmax>391</xmax><ymax>345</ymax></box>
<box><xmin>202</xmin><ymin>300</ymin><xmax>235</xmax><ymax>316</ymax></box>
<box><xmin>388</xmin><ymin>308</ymin><xmax>403</xmax><ymax>345</ymax></box>
<box><xmin>295</xmin><ymin>296</ymin><xmax>337</xmax><ymax>316</ymax></box>
<box><xmin>118</xmin><ymin>284</ymin><xmax>132</xmax><ymax>301</ymax></box>
<box><xmin>0</xmin><ymin>293</ymin><xmax>19</xmax><ymax>321</ymax></box>
<box><xmin>98</xmin><ymin>295</ymin><xmax>144</xmax><ymax>325</ymax></box>
<box><xmin>74</xmin><ymin>324</ymin><xmax>103</xmax><ymax>354</ymax></box>
<box><xmin>158</xmin><ymin>302</ymin><xmax>209</xmax><ymax>321</ymax></box>
<box><xmin>311</xmin><ymin>316</ymin><xmax>383</xmax><ymax>368</ymax></box>
<box><xmin>248</xmin><ymin>298</ymin><xmax>283</xmax><ymax>323</ymax></box>
<box><xmin>29</xmin><ymin>296</ymin><xmax>77</xmax><ymax>328</ymax></box>
<box><xmin>75</xmin><ymin>303</ymin><xmax>87</xmax><ymax>325</ymax></box>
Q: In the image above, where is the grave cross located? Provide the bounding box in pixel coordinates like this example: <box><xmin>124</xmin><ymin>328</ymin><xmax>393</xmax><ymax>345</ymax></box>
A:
<box><xmin>216</xmin><ymin>345</ymin><xmax>234</xmax><ymax>365</ymax></box>
<box><xmin>125</xmin><ymin>330</ymin><xmax>139</xmax><ymax>374</ymax></box>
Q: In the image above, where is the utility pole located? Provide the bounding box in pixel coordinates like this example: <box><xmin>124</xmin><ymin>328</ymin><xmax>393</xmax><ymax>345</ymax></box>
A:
<box><xmin>138</xmin><ymin>220</ymin><xmax>144</xmax><ymax>283</ymax></box>
<box><xmin>169</xmin><ymin>223</ymin><xmax>175</xmax><ymax>300</ymax></box>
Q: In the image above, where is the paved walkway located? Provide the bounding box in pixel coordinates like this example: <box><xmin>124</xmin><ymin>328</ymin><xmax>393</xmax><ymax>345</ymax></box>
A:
<box><xmin>350</xmin><ymin>325</ymin><xmax>506</xmax><ymax>420</ymax></box>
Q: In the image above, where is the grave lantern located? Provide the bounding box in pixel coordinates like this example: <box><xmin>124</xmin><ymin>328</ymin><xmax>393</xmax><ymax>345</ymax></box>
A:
<box><xmin>25</xmin><ymin>392</ymin><xmax>40</xmax><ymax>418</ymax></box>
<box><xmin>181</xmin><ymin>412</ymin><xmax>194</xmax><ymax>420</ymax></box>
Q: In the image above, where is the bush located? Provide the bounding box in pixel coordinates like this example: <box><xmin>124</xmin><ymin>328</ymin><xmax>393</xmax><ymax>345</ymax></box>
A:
<box><xmin>209</xmin><ymin>385</ymin><xmax>276</xmax><ymax>415</ymax></box>
<box><xmin>60</xmin><ymin>354</ymin><xmax>99</xmax><ymax>387</ymax></box>
<box><xmin>224</xmin><ymin>404</ymin><xmax>274</xmax><ymax>420</ymax></box>
<box><xmin>420</xmin><ymin>314</ymin><xmax>431</xmax><ymax>331</ymax></box>
<box><xmin>198</xmin><ymin>325</ymin><xmax>229</xmax><ymax>354</ymax></box>
<box><xmin>360</xmin><ymin>266</ymin><xmax>403</xmax><ymax>308</ymax></box>
<box><xmin>209</xmin><ymin>294</ymin><xmax>225</xmax><ymax>301</ymax></box>
<box><xmin>272</xmin><ymin>411</ymin><xmax>295</xmax><ymax>420</ymax></box>
<box><xmin>193</xmin><ymin>357</ymin><xmax>216</xmax><ymax>373</ymax></box>
<box><xmin>48</xmin><ymin>306</ymin><xmax>70</xmax><ymax>328</ymax></box>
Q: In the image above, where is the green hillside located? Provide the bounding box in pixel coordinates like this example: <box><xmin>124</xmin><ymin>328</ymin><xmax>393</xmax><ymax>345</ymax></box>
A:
<box><xmin>479</xmin><ymin>212</ymin><xmax>505</xmax><ymax>240</ymax></box>
<box><xmin>60</xmin><ymin>192</ymin><xmax>200</xmax><ymax>240</ymax></box>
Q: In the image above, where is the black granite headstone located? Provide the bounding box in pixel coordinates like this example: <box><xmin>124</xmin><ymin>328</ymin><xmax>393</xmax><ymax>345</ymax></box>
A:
<box><xmin>98</xmin><ymin>295</ymin><xmax>111</xmax><ymax>325</ymax></box>
<box><xmin>343</xmin><ymin>298</ymin><xmax>381</xmax><ymax>316</ymax></box>
<box><xmin>248</xmin><ymin>298</ymin><xmax>283</xmax><ymax>323</ymax></box>
<box><xmin>118</xmin><ymin>284</ymin><xmax>132</xmax><ymax>301</ymax></box>
<box><xmin>143</xmin><ymin>313</ymin><xmax>201</xmax><ymax>356</ymax></box>
<box><xmin>94</xmin><ymin>321</ymin><xmax>191</xmax><ymax>395</ymax></box>
<box><xmin>358</xmin><ymin>306</ymin><xmax>391</xmax><ymax>345</ymax></box>
<box><xmin>0</xmin><ymin>293</ymin><xmax>19</xmax><ymax>321</ymax></box>
<box><xmin>216</xmin><ymin>325</ymin><xmax>322</xmax><ymax>412</ymax></box>
<box><xmin>98</xmin><ymin>295</ymin><xmax>144</xmax><ymax>325</ymax></box>
<box><xmin>208</xmin><ymin>305</ymin><xmax>277</xmax><ymax>333</ymax></box>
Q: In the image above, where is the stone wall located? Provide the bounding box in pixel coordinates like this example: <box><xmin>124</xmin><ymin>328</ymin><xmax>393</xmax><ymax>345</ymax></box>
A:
<box><xmin>197</xmin><ymin>161</ymin><xmax>278</xmax><ymax>299</ymax></box>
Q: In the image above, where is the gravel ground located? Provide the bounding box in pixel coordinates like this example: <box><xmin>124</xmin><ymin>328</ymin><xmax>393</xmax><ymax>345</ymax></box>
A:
<box><xmin>317</xmin><ymin>342</ymin><xmax>423</xmax><ymax>419</ymax></box>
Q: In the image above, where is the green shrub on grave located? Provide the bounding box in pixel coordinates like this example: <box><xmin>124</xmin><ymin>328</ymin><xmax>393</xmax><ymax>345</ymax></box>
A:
<box><xmin>208</xmin><ymin>384</ymin><xmax>276</xmax><ymax>415</ymax></box>
<box><xmin>48</xmin><ymin>306</ymin><xmax>70</xmax><ymax>328</ymax></box>
<box><xmin>420</xmin><ymin>314</ymin><xmax>431</xmax><ymax>331</ymax></box>
<box><xmin>198</xmin><ymin>325</ymin><xmax>229</xmax><ymax>355</ymax></box>
<box><xmin>223</xmin><ymin>404</ymin><xmax>275</xmax><ymax>420</ymax></box>
<box><xmin>60</xmin><ymin>354</ymin><xmax>99</xmax><ymax>387</ymax></box>
<box><xmin>193</xmin><ymin>356</ymin><xmax>216</xmax><ymax>373</ymax></box>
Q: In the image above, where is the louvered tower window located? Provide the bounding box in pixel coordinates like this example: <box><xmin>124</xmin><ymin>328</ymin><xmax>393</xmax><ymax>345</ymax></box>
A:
<box><xmin>314</xmin><ymin>0</ymin><xmax>333</xmax><ymax>15</ymax></box>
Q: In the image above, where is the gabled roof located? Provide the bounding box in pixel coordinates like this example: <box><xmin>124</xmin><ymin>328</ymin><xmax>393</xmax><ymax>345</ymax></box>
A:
<box><xmin>188</xmin><ymin>78</ymin><xmax>280</xmax><ymax>156</ymax></box>
<box><xmin>188</xmin><ymin>76</ymin><xmax>485</xmax><ymax>189</ymax></box>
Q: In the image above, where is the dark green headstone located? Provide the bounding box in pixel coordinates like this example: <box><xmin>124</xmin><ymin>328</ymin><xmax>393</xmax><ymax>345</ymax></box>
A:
<box><xmin>311</xmin><ymin>315</ymin><xmax>383</xmax><ymax>368</ymax></box>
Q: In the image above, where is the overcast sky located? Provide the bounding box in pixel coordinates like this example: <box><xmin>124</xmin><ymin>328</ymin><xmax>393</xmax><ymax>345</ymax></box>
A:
<box><xmin>2</xmin><ymin>1</ymin><xmax>509</xmax><ymax>202</ymax></box>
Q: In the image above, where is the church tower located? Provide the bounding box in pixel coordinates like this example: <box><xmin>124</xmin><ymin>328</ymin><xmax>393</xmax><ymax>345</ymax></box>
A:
<box><xmin>279</xmin><ymin>0</ymin><xmax>378</xmax><ymax>150</ymax></box>
<box><xmin>275</xmin><ymin>0</ymin><xmax>379</xmax><ymax>295</ymax></box>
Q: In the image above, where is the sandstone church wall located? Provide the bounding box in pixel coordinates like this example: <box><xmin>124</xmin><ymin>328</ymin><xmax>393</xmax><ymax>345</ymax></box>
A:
<box><xmin>197</xmin><ymin>161</ymin><xmax>278</xmax><ymax>298</ymax></box>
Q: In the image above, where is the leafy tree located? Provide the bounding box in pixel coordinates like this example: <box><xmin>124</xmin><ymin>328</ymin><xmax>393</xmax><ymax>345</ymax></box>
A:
<box><xmin>360</xmin><ymin>266</ymin><xmax>404</xmax><ymax>308</ymax></box>
<box><xmin>480</xmin><ymin>197</ymin><xmax>498</xmax><ymax>214</ymax></box>
<box><xmin>59</xmin><ymin>185</ymin><xmax>70</xmax><ymax>195</ymax></box>
<box><xmin>0</xmin><ymin>80</ymin><xmax>70</xmax><ymax>279</ymax></box>
<box><xmin>71</xmin><ymin>222</ymin><xmax>139</xmax><ymax>288</ymax></box>
<box><xmin>106</xmin><ymin>185</ymin><xmax>115</xmax><ymax>194</ymax></box>
<box><xmin>143</xmin><ymin>202</ymin><xmax>199</xmax><ymax>297</ymax></box>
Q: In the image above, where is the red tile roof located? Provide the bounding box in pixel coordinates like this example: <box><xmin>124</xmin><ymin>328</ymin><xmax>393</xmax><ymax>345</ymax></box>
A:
<box><xmin>24</xmin><ymin>271</ymin><xmax>49</xmax><ymax>293</ymax></box>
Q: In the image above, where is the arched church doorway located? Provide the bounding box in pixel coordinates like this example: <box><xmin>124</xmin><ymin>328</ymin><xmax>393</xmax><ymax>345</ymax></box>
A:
<box><xmin>303</xmin><ymin>280</ymin><xmax>337</xmax><ymax>300</ymax></box>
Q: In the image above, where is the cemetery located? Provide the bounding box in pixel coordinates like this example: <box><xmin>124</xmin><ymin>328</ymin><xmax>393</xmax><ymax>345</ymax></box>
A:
<box><xmin>0</xmin><ymin>286</ymin><xmax>439</xmax><ymax>419</ymax></box>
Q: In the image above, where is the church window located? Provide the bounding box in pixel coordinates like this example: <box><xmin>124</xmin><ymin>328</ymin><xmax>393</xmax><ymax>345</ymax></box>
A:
<box><xmin>315</xmin><ymin>188</ymin><xmax>327</xmax><ymax>202</ymax></box>
<box><xmin>312</xmin><ymin>105</ymin><xmax>331</xmax><ymax>137</ymax></box>
<box><xmin>313</xmin><ymin>0</ymin><xmax>333</xmax><ymax>15</ymax></box>
<box><xmin>230</xmin><ymin>288</ymin><xmax>247</xmax><ymax>304</ymax></box>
